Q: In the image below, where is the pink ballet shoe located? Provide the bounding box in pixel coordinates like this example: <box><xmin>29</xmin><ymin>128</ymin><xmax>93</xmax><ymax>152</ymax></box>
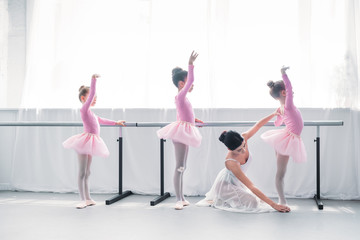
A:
<box><xmin>175</xmin><ymin>201</ymin><xmax>184</xmax><ymax>210</ymax></box>
<box><xmin>182</xmin><ymin>200</ymin><xmax>190</xmax><ymax>206</ymax></box>
<box><xmin>76</xmin><ymin>202</ymin><xmax>87</xmax><ymax>209</ymax></box>
<box><xmin>86</xmin><ymin>199</ymin><xmax>97</xmax><ymax>206</ymax></box>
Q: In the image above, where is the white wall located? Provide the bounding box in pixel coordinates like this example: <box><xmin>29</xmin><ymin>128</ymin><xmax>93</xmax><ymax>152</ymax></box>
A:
<box><xmin>0</xmin><ymin>108</ymin><xmax>359</xmax><ymax>200</ymax></box>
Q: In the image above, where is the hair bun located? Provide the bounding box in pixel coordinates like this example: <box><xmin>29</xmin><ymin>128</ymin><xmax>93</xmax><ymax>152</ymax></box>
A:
<box><xmin>78</xmin><ymin>85</ymin><xmax>86</xmax><ymax>92</ymax></box>
<box><xmin>219</xmin><ymin>131</ymin><xmax>227</xmax><ymax>143</ymax></box>
<box><xmin>172</xmin><ymin>67</ymin><xmax>183</xmax><ymax>77</ymax></box>
<box><xmin>267</xmin><ymin>81</ymin><xmax>275</xmax><ymax>88</ymax></box>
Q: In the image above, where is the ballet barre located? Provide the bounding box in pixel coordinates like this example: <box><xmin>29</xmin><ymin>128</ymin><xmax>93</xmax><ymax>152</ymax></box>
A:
<box><xmin>0</xmin><ymin>120</ymin><xmax>343</xmax><ymax>209</ymax></box>
<box><xmin>137</xmin><ymin>120</ymin><xmax>343</xmax><ymax>209</ymax></box>
<box><xmin>0</xmin><ymin>121</ymin><xmax>138</xmax><ymax>205</ymax></box>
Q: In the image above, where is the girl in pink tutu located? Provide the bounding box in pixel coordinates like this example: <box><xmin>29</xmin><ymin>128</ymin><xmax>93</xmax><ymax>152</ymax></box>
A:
<box><xmin>63</xmin><ymin>74</ymin><xmax>125</xmax><ymax>209</ymax></box>
<box><xmin>157</xmin><ymin>51</ymin><xmax>203</xmax><ymax>210</ymax></box>
<box><xmin>261</xmin><ymin>66</ymin><xmax>307</xmax><ymax>205</ymax></box>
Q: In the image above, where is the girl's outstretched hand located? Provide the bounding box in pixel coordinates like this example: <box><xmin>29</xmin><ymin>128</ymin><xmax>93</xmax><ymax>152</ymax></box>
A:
<box><xmin>116</xmin><ymin>120</ymin><xmax>126</xmax><ymax>126</ymax></box>
<box><xmin>272</xmin><ymin>203</ymin><xmax>291</xmax><ymax>213</ymax></box>
<box><xmin>92</xmin><ymin>74</ymin><xmax>101</xmax><ymax>79</ymax></box>
<box><xmin>281</xmin><ymin>66</ymin><xmax>289</xmax><ymax>75</ymax></box>
<box><xmin>195</xmin><ymin>118</ymin><xmax>204</xmax><ymax>127</ymax></box>
<box><xmin>189</xmin><ymin>51</ymin><xmax>199</xmax><ymax>65</ymax></box>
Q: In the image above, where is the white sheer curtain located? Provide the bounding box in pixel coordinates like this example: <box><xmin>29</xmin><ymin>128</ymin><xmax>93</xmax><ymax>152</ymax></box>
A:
<box><xmin>0</xmin><ymin>0</ymin><xmax>8</xmax><ymax>107</ymax></box>
<box><xmin>297</xmin><ymin>0</ymin><xmax>360</xmax><ymax>108</ymax></box>
<box><xmin>21</xmin><ymin>0</ymin><xmax>360</xmax><ymax>109</ymax></box>
<box><xmin>3</xmin><ymin>0</ymin><xmax>359</xmax><ymax>200</ymax></box>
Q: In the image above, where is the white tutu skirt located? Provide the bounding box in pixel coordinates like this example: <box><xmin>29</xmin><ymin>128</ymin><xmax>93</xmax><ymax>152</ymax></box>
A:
<box><xmin>157</xmin><ymin>121</ymin><xmax>202</xmax><ymax>147</ymax></box>
<box><xmin>261</xmin><ymin>128</ymin><xmax>307</xmax><ymax>163</ymax></box>
<box><xmin>63</xmin><ymin>132</ymin><xmax>110</xmax><ymax>158</ymax></box>
<box><xmin>196</xmin><ymin>168</ymin><xmax>273</xmax><ymax>213</ymax></box>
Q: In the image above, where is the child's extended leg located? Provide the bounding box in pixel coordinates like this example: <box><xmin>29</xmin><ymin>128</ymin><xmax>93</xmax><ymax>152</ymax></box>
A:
<box><xmin>179</xmin><ymin>144</ymin><xmax>189</xmax><ymax>205</ymax></box>
<box><xmin>275</xmin><ymin>152</ymin><xmax>290</xmax><ymax>205</ymax></box>
<box><xmin>84</xmin><ymin>155</ymin><xmax>96</xmax><ymax>206</ymax></box>
<box><xmin>77</xmin><ymin>154</ymin><xmax>95</xmax><ymax>208</ymax></box>
<box><xmin>77</xmin><ymin>154</ymin><xmax>88</xmax><ymax>208</ymax></box>
<box><xmin>173</xmin><ymin>141</ymin><xmax>189</xmax><ymax>210</ymax></box>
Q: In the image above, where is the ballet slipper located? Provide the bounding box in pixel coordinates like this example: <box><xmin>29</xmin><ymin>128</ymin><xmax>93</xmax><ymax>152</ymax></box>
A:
<box><xmin>86</xmin><ymin>199</ymin><xmax>97</xmax><ymax>206</ymax></box>
<box><xmin>76</xmin><ymin>202</ymin><xmax>87</xmax><ymax>209</ymax></box>
<box><xmin>182</xmin><ymin>200</ymin><xmax>190</xmax><ymax>206</ymax></box>
<box><xmin>175</xmin><ymin>201</ymin><xmax>184</xmax><ymax>210</ymax></box>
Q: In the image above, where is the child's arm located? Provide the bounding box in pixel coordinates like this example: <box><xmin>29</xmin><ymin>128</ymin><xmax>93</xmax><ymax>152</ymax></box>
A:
<box><xmin>226</xmin><ymin>161</ymin><xmax>290</xmax><ymax>212</ymax></box>
<box><xmin>81</xmin><ymin>74</ymin><xmax>98</xmax><ymax>112</ymax></box>
<box><xmin>98</xmin><ymin>117</ymin><xmax>126</xmax><ymax>126</ymax></box>
<box><xmin>97</xmin><ymin>116</ymin><xmax>116</xmax><ymax>125</ymax></box>
<box><xmin>274</xmin><ymin>108</ymin><xmax>284</xmax><ymax>126</ymax></box>
<box><xmin>242</xmin><ymin>111</ymin><xmax>278</xmax><ymax>140</ymax></box>
<box><xmin>177</xmin><ymin>51</ymin><xmax>198</xmax><ymax>100</ymax></box>
<box><xmin>281</xmin><ymin>66</ymin><xmax>294</xmax><ymax>109</ymax></box>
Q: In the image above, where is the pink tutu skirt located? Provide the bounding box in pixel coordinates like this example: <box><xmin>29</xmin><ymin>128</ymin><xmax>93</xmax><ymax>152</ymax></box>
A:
<box><xmin>63</xmin><ymin>132</ymin><xmax>110</xmax><ymax>158</ymax></box>
<box><xmin>261</xmin><ymin>128</ymin><xmax>307</xmax><ymax>163</ymax></box>
<box><xmin>157</xmin><ymin>121</ymin><xmax>202</xmax><ymax>147</ymax></box>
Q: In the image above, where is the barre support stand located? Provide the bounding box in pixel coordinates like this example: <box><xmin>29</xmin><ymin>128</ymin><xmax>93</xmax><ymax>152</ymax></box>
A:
<box><xmin>314</xmin><ymin>126</ymin><xmax>323</xmax><ymax>210</ymax></box>
<box><xmin>106</xmin><ymin>128</ymin><xmax>132</xmax><ymax>205</ymax></box>
<box><xmin>150</xmin><ymin>138</ymin><xmax>171</xmax><ymax>206</ymax></box>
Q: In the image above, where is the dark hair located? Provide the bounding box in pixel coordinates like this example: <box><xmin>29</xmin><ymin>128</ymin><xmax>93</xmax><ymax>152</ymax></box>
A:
<box><xmin>219</xmin><ymin>130</ymin><xmax>244</xmax><ymax>151</ymax></box>
<box><xmin>172</xmin><ymin>67</ymin><xmax>188</xmax><ymax>87</ymax></box>
<box><xmin>78</xmin><ymin>85</ymin><xmax>90</xmax><ymax>102</ymax></box>
<box><xmin>267</xmin><ymin>80</ymin><xmax>285</xmax><ymax>99</ymax></box>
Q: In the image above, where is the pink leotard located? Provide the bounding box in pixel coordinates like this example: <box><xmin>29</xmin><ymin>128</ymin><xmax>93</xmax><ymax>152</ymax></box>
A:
<box><xmin>80</xmin><ymin>77</ymin><xmax>116</xmax><ymax>135</ymax></box>
<box><xmin>274</xmin><ymin>74</ymin><xmax>303</xmax><ymax>136</ymax></box>
<box><xmin>175</xmin><ymin>65</ymin><xmax>195</xmax><ymax>124</ymax></box>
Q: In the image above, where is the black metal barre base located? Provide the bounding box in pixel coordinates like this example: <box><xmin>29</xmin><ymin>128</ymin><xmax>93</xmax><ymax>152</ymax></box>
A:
<box><xmin>105</xmin><ymin>135</ymin><xmax>133</xmax><ymax>205</ymax></box>
<box><xmin>314</xmin><ymin>195</ymin><xmax>324</xmax><ymax>210</ymax></box>
<box><xmin>149</xmin><ymin>138</ymin><xmax>170</xmax><ymax>206</ymax></box>
<box><xmin>150</xmin><ymin>192</ymin><xmax>171</xmax><ymax>206</ymax></box>
<box><xmin>314</xmin><ymin>136</ymin><xmax>323</xmax><ymax>210</ymax></box>
<box><xmin>106</xmin><ymin>190</ymin><xmax>133</xmax><ymax>205</ymax></box>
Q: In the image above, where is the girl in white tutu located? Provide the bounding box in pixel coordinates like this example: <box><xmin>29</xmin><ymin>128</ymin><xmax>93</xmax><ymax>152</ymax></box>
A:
<box><xmin>197</xmin><ymin>113</ymin><xmax>290</xmax><ymax>213</ymax></box>
<box><xmin>157</xmin><ymin>51</ymin><xmax>203</xmax><ymax>210</ymax></box>
<box><xmin>63</xmin><ymin>74</ymin><xmax>125</xmax><ymax>209</ymax></box>
<box><xmin>261</xmin><ymin>66</ymin><xmax>307</xmax><ymax>205</ymax></box>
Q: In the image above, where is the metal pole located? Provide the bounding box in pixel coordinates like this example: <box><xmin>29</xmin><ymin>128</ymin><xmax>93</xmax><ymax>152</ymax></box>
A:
<box><xmin>0</xmin><ymin>120</ymin><xmax>344</xmax><ymax>127</ymax></box>
<box><xmin>314</xmin><ymin>126</ymin><xmax>323</xmax><ymax>210</ymax></box>
<box><xmin>150</xmin><ymin>138</ymin><xmax>170</xmax><ymax>206</ymax></box>
<box><xmin>118</xmin><ymin>128</ymin><xmax>123</xmax><ymax>194</ymax></box>
<box><xmin>105</xmin><ymin>127</ymin><xmax>132</xmax><ymax>205</ymax></box>
<box><xmin>160</xmin><ymin>138</ymin><xmax>165</xmax><ymax>195</ymax></box>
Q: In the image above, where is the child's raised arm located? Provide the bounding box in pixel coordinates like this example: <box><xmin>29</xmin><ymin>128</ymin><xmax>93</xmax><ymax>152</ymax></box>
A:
<box><xmin>242</xmin><ymin>111</ymin><xmax>278</xmax><ymax>140</ymax></box>
<box><xmin>188</xmin><ymin>50</ymin><xmax>198</xmax><ymax>65</ymax></box>
<box><xmin>178</xmin><ymin>51</ymin><xmax>199</xmax><ymax>99</ymax></box>
<box><xmin>281</xmin><ymin>66</ymin><xmax>295</xmax><ymax>108</ymax></box>
<box><xmin>81</xmin><ymin>74</ymin><xmax>100</xmax><ymax>111</ymax></box>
